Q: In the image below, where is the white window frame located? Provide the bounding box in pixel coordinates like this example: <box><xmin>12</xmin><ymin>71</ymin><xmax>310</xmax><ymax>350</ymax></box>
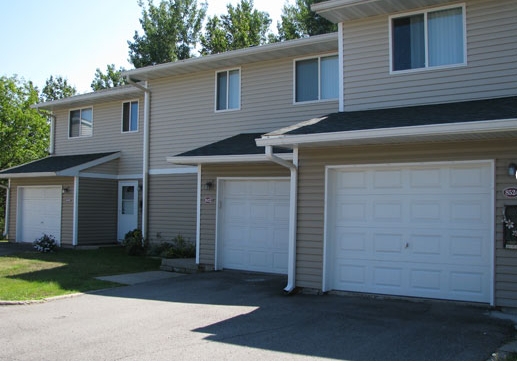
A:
<box><xmin>68</xmin><ymin>106</ymin><xmax>93</xmax><ymax>139</ymax></box>
<box><xmin>121</xmin><ymin>100</ymin><xmax>139</xmax><ymax>133</ymax></box>
<box><xmin>293</xmin><ymin>53</ymin><xmax>339</xmax><ymax>104</ymax></box>
<box><xmin>214</xmin><ymin>68</ymin><xmax>241</xmax><ymax>112</ymax></box>
<box><xmin>389</xmin><ymin>3</ymin><xmax>467</xmax><ymax>74</ymax></box>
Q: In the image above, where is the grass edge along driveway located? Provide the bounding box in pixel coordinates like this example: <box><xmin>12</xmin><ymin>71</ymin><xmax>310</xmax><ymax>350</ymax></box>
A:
<box><xmin>0</xmin><ymin>246</ymin><xmax>161</xmax><ymax>301</ymax></box>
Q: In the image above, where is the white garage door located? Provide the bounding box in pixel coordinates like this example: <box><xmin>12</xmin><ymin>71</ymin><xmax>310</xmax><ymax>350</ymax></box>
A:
<box><xmin>218</xmin><ymin>179</ymin><xmax>289</xmax><ymax>274</ymax></box>
<box><xmin>326</xmin><ymin>161</ymin><xmax>493</xmax><ymax>303</ymax></box>
<box><xmin>18</xmin><ymin>186</ymin><xmax>62</xmax><ymax>244</ymax></box>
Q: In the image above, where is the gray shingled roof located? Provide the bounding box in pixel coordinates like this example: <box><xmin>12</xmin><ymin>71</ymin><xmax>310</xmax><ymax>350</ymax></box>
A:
<box><xmin>266</xmin><ymin>96</ymin><xmax>517</xmax><ymax>136</ymax></box>
<box><xmin>176</xmin><ymin>133</ymin><xmax>291</xmax><ymax>157</ymax></box>
<box><xmin>0</xmin><ymin>152</ymin><xmax>119</xmax><ymax>177</ymax></box>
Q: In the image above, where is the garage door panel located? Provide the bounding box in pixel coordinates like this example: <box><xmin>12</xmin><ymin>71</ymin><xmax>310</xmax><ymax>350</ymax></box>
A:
<box><xmin>219</xmin><ymin>179</ymin><xmax>289</xmax><ymax>274</ymax></box>
<box><xmin>18</xmin><ymin>187</ymin><xmax>61</xmax><ymax>244</ymax></box>
<box><xmin>327</xmin><ymin>162</ymin><xmax>492</xmax><ymax>303</ymax></box>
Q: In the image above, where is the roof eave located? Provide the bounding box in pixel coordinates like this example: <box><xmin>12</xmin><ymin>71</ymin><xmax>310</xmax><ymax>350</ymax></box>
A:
<box><xmin>256</xmin><ymin>118</ymin><xmax>517</xmax><ymax>148</ymax></box>
<box><xmin>123</xmin><ymin>33</ymin><xmax>338</xmax><ymax>81</ymax></box>
<box><xmin>167</xmin><ymin>153</ymin><xmax>294</xmax><ymax>165</ymax></box>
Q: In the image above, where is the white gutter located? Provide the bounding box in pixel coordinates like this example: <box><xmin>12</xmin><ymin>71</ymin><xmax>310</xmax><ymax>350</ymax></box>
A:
<box><xmin>166</xmin><ymin>153</ymin><xmax>294</xmax><ymax>165</ymax></box>
<box><xmin>2</xmin><ymin>180</ymin><xmax>9</xmax><ymax>238</ymax></box>
<box><xmin>265</xmin><ymin>146</ymin><xmax>298</xmax><ymax>294</ymax></box>
<box><xmin>257</xmin><ymin>118</ymin><xmax>517</xmax><ymax>147</ymax></box>
<box><xmin>126</xmin><ymin>78</ymin><xmax>151</xmax><ymax>241</ymax></box>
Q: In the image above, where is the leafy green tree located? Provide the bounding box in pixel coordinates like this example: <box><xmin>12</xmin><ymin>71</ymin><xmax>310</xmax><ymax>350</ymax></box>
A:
<box><xmin>200</xmin><ymin>0</ymin><xmax>271</xmax><ymax>55</ymax></box>
<box><xmin>276</xmin><ymin>0</ymin><xmax>337</xmax><ymax>41</ymax></box>
<box><xmin>0</xmin><ymin>76</ymin><xmax>50</xmax><ymax>236</ymax></box>
<box><xmin>41</xmin><ymin>75</ymin><xmax>76</xmax><ymax>102</ymax></box>
<box><xmin>91</xmin><ymin>64</ymin><xmax>127</xmax><ymax>91</ymax></box>
<box><xmin>128</xmin><ymin>0</ymin><xmax>207</xmax><ymax>68</ymax></box>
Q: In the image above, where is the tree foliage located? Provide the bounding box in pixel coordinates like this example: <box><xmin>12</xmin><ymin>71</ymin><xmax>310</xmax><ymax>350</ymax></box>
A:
<box><xmin>200</xmin><ymin>0</ymin><xmax>271</xmax><ymax>55</ymax></box>
<box><xmin>91</xmin><ymin>64</ymin><xmax>127</xmax><ymax>91</ymax></box>
<box><xmin>41</xmin><ymin>75</ymin><xmax>76</xmax><ymax>102</ymax></box>
<box><xmin>276</xmin><ymin>0</ymin><xmax>337</xmax><ymax>41</ymax></box>
<box><xmin>0</xmin><ymin>76</ymin><xmax>50</xmax><ymax>237</ymax></box>
<box><xmin>128</xmin><ymin>0</ymin><xmax>207</xmax><ymax>68</ymax></box>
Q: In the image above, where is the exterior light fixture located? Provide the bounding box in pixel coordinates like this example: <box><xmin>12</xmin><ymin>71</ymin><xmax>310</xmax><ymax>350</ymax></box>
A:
<box><xmin>509</xmin><ymin>163</ymin><xmax>517</xmax><ymax>178</ymax></box>
<box><xmin>204</xmin><ymin>181</ymin><xmax>214</xmax><ymax>191</ymax></box>
<box><xmin>62</xmin><ymin>187</ymin><xmax>69</xmax><ymax>194</ymax></box>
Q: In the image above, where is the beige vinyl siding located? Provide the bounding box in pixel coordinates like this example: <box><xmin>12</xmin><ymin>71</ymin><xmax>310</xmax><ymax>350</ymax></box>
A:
<box><xmin>341</xmin><ymin>0</ymin><xmax>517</xmax><ymax>111</ymax></box>
<box><xmin>81</xmin><ymin>159</ymin><xmax>119</xmax><ymax>176</ymax></box>
<box><xmin>296</xmin><ymin>138</ymin><xmax>517</xmax><ymax>308</ymax></box>
<box><xmin>148</xmin><ymin>56</ymin><xmax>339</xmax><ymax>170</ymax></box>
<box><xmin>147</xmin><ymin>174</ymin><xmax>197</xmax><ymax>245</ymax></box>
<box><xmin>8</xmin><ymin>177</ymin><xmax>74</xmax><ymax>245</ymax></box>
<box><xmin>199</xmin><ymin>163</ymin><xmax>290</xmax><ymax>266</ymax></box>
<box><xmin>53</xmin><ymin>99</ymin><xmax>143</xmax><ymax>176</ymax></box>
<box><xmin>77</xmin><ymin>178</ymin><xmax>117</xmax><ymax>244</ymax></box>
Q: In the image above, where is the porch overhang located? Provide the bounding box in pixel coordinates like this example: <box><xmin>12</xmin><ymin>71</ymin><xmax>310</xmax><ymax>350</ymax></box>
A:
<box><xmin>256</xmin><ymin>96</ymin><xmax>517</xmax><ymax>149</ymax></box>
<box><xmin>167</xmin><ymin>133</ymin><xmax>293</xmax><ymax>165</ymax></box>
<box><xmin>0</xmin><ymin>152</ymin><xmax>121</xmax><ymax>179</ymax></box>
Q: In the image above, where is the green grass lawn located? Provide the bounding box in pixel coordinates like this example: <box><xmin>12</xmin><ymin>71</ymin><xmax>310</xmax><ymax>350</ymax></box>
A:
<box><xmin>0</xmin><ymin>247</ymin><xmax>161</xmax><ymax>301</ymax></box>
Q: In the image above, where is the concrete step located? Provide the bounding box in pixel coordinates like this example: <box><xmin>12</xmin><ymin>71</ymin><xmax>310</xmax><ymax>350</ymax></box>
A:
<box><xmin>160</xmin><ymin>258</ymin><xmax>213</xmax><ymax>274</ymax></box>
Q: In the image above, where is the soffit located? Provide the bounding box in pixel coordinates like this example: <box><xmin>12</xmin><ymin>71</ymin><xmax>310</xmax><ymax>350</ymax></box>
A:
<box><xmin>313</xmin><ymin>0</ymin><xmax>458</xmax><ymax>23</ymax></box>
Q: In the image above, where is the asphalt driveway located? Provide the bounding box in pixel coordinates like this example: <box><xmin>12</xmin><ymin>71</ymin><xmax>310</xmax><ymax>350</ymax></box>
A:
<box><xmin>0</xmin><ymin>270</ymin><xmax>515</xmax><ymax>361</ymax></box>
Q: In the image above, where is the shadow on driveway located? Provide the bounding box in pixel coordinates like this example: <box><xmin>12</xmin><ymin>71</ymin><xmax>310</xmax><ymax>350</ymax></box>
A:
<box><xmin>93</xmin><ymin>270</ymin><xmax>515</xmax><ymax>361</ymax></box>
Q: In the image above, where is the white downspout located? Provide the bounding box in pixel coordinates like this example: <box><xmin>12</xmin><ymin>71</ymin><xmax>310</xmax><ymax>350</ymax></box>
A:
<box><xmin>338</xmin><ymin>22</ymin><xmax>344</xmax><ymax>112</ymax></box>
<box><xmin>196</xmin><ymin>164</ymin><xmax>201</xmax><ymax>264</ymax></box>
<box><xmin>49</xmin><ymin>114</ymin><xmax>56</xmax><ymax>155</ymax></box>
<box><xmin>2</xmin><ymin>180</ymin><xmax>10</xmax><ymax>239</ymax></box>
<box><xmin>72</xmin><ymin>176</ymin><xmax>79</xmax><ymax>246</ymax></box>
<box><xmin>265</xmin><ymin>146</ymin><xmax>298</xmax><ymax>293</ymax></box>
<box><xmin>126</xmin><ymin>79</ymin><xmax>151</xmax><ymax>241</ymax></box>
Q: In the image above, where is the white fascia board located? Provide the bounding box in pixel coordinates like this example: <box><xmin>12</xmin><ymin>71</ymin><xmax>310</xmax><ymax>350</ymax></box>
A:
<box><xmin>256</xmin><ymin>119</ymin><xmax>517</xmax><ymax>147</ymax></box>
<box><xmin>32</xmin><ymin>85</ymin><xmax>142</xmax><ymax>110</ymax></box>
<box><xmin>0</xmin><ymin>172</ymin><xmax>57</xmax><ymax>179</ymax></box>
<box><xmin>57</xmin><ymin>152</ymin><xmax>121</xmax><ymax>176</ymax></box>
<box><xmin>123</xmin><ymin>33</ymin><xmax>338</xmax><ymax>81</ymax></box>
<box><xmin>166</xmin><ymin>153</ymin><xmax>294</xmax><ymax>165</ymax></box>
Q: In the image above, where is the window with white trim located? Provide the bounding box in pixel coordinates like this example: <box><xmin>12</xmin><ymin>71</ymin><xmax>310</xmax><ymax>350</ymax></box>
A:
<box><xmin>391</xmin><ymin>5</ymin><xmax>465</xmax><ymax>72</ymax></box>
<box><xmin>122</xmin><ymin>101</ymin><xmax>139</xmax><ymax>132</ymax></box>
<box><xmin>216</xmin><ymin>69</ymin><xmax>240</xmax><ymax>111</ymax></box>
<box><xmin>295</xmin><ymin>55</ymin><xmax>338</xmax><ymax>103</ymax></box>
<box><xmin>69</xmin><ymin>107</ymin><xmax>93</xmax><ymax>138</ymax></box>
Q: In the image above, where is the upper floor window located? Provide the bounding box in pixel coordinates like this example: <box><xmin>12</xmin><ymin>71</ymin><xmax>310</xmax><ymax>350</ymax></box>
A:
<box><xmin>391</xmin><ymin>5</ymin><xmax>465</xmax><ymax>72</ymax></box>
<box><xmin>69</xmin><ymin>107</ymin><xmax>93</xmax><ymax>138</ymax></box>
<box><xmin>295</xmin><ymin>55</ymin><xmax>338</xmax><ymax>103</ymax></box>
<box><xmin>216</xmin><ymin>69</ymin><xmax>240</xmax><ymax>111</ymax></box>
<box><xmin>122</xmin><ymin>101</ymin><xmax>139</xmax><ymax>132</ymax></box>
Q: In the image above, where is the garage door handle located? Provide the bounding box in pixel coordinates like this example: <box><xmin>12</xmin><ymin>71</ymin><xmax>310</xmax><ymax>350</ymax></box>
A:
<box><xmin>405</xmin><ymin>242</ymin><xmax>409</xmax><ymax>248</ymax></box>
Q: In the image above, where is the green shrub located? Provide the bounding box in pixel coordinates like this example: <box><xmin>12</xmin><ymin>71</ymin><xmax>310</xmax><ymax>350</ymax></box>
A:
<box><xmin>33</xmin><ymin>234</ymin><xmax>58</xmax><ymax>253</ymax></box>
<box><xmin>122</xmin><ymin>229</ymin><xmax>148</xmax><ymax>256</ymax></box>
<box><xmin>149</xmin><ymin>234</ymin><xmax>195</xmax><ymax>259</ymax></box>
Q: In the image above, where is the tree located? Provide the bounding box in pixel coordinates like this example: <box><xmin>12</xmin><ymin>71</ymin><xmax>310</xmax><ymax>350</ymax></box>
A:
<box><xmin>41</xmin><ymin>75</ymin><xmax>76</xmax><ymax>102</ymax></box>
<box><xmin>276</xmin><ymin>0</ymin><xmax>337</xmax><ymax>41</ymax></box>
<box><xmin>0</xmin><ymin>76</ymin><xmax>50</xmax><ymax>236</ymax></box>
<box><xmin>128</xmin><ymin>0</ymin><xmax>207</xmax><ymax>68</ymax></box>
<box><xmin>91</xmin><ymin>64</ymin><xmax>127</xmax><ymax>91</ymax></box>
<box><xmin>200</xmin><ymin>0</ymin><xmax>271</xmax><ymax>55</ymax></box>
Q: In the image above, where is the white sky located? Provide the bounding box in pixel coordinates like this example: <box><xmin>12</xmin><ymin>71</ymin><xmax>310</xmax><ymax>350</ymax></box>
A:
<box><xmin>1</xmin><ymin>0</ymin><xmax>293</xmax><ymax>94</ymax></box>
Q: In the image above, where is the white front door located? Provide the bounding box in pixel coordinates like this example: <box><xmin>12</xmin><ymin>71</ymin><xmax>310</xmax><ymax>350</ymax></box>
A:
<box><xmin>325</xmin><ymin>161</ymin><xmax>494</xmax><ymax>303</ymax></box>
<box><xmin>217</xmin><ymin>179</ymin><xmax>290</xmax><ymax>274</ymax></box>
<box><xmin>118</xmin><ymin>181</ymin><xmax>138</xmax><ymax>241</ymax></box>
